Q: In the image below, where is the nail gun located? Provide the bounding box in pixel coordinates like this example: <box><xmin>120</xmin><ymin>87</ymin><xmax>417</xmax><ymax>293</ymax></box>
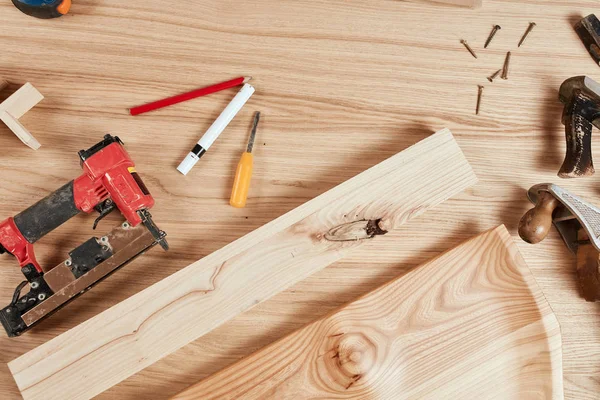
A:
<box><xmin>0</xmin><ymin>135</ymin><xmax>168</xmax><ymax>337</ymax></box>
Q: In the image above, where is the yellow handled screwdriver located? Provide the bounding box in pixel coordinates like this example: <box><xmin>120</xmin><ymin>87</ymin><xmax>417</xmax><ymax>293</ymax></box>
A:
<box><xmin>230</xmin><ymin>111</ymin><xmax>261</xmax><ymax>208</ymax></box>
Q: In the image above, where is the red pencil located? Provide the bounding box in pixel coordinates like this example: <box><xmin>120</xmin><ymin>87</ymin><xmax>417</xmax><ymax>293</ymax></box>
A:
<box><xmin>129</xmin><ymin>76</ymin><xmax>252</xmax><ymax>116</ymax></box>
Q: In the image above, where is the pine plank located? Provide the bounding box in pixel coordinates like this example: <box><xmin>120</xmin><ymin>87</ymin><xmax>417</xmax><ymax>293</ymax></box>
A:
<box><xmin>8</xmin><ymin>128</ymin><xmax>476</xmax><ymax>400</ymax></box>
<box><xmin>173</xmin><ymin>226</ymin><xmax>562</xmax><ymax>400</ymax></box>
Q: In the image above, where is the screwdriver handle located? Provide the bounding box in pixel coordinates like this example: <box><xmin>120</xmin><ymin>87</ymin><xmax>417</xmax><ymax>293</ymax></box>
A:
<box><xmin>230</xmin><ymin>152</ymin><xmax>254</xmax><ymax>208</ymax></box>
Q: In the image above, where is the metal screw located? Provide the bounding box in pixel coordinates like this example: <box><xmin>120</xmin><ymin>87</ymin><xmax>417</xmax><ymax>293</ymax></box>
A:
<box><xmin>484</xmin><ymin>25</ymin><xmax>501</xmax><ymax>48</ymax></box>
<box><xmin>476</xmin><ymin>85</ymin><xmax>484</xmax><ymax>115</ymax></box>
<box><xmin>22</xmin><ymin>265</ymin><xmax>30</xmax><ymax>274</ymax></box>
<box><xmin>30</xmin><ymin>281</ymin><xmax>39</xmax><ymax>289</ymax></box>
<box><xmin>461</xmin><ymin>40</ymin><xmax>478</xmax><ymax>59</ymax></box>
<box><xmin>102</xmin><ymin>245</ymin><xmax>109</xmax><ymax>251</ymax></box>
<box><xmin>122</xmin><ymin>222</ymin><xmax>130</xmax><ymax>228</ymax></box>
<box><xmin>6</xmin><ymin>309</ymin><xmax>11</xmax><ymax>314</ymax></box>
<box><xmin>38</xmin><ymin>293</ymin><xmax>46</xmax><ymax>301</ymax></box>
<box><xmin>518</xmin><ymin>22</ymin><xmax>537</xmax><ymax>47</ymax></box>
<box><xmin>487</xmin><ymin>69</ymin><xmax>502</xmax><ymax>83</ymax></box>
<box><xmin>65</xmin><ymin>259</ymin><xmax>72</xmax><ymax>266</ymax></box>
<box><xmin>101</xmin><ymin>236</ymin><xmax>108</xmax><ymax>242</ymax></box>
<box><xmin>501</xmin><ymin>51</ymin><xmax>512</xmax><ymax>80</ymax></box>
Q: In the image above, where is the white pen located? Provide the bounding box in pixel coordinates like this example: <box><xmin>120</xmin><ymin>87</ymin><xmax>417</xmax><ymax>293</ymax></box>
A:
<box><xmin>177</xmin><ymin>83</ymin><xmax>256</xmax><ymax>175</ymax></box>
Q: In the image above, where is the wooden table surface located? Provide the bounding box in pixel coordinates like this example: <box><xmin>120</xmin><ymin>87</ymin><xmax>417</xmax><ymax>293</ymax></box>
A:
<box><xmin>0</xmin><ymin>1</ymin><xmax>598</xmax><ymax>399</ymax></box>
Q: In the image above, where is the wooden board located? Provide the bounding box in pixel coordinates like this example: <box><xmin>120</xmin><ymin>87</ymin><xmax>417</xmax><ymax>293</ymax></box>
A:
<box><xmin>8</xmin><ymin>129</ymin><xmax>477</xmax><ymax>400</ymax></box>
<box><xmin>0</xmin><ymin>1</ymin><xmax>599</xmax><ymax>399</ymax></box>
<box><xmin>173</xmin><ymin>226</ymin><xmax>562</xmax><ymax>400</ymax></box>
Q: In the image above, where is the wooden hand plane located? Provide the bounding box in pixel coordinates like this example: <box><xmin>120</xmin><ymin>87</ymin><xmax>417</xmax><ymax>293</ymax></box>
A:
<box><xmin>519</xmin><ymin>183</ymin><xmax>600</xmax><ymax>301</ymax></box>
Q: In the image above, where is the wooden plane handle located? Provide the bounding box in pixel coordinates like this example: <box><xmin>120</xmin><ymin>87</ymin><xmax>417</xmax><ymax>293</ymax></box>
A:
<box><xmin>518</xmin><ymin>191</ymin><xmax>560</xmax><ymax>244</ymax></box>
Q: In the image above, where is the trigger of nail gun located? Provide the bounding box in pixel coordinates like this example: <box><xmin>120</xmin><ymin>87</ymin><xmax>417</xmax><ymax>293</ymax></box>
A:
<box><xmin>527</xmin><ymin>183</ymin><xmax>600</xmax><ymax>253</ymax></box>
<box><xmin>92</xmin><ymin>199</ymin><xmax>117</xmax><ymax>230</ymax></box>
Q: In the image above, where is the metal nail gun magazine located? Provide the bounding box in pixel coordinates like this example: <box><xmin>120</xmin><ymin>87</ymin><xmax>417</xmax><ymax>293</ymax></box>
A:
<box><xmin>0</xmin><ymin>135</ymin><xmax>168</xmax><ymax>337</ymax></box>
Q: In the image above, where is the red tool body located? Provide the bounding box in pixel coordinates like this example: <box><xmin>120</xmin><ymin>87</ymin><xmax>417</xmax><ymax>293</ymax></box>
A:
<box><xmin>0</xmin><ymin>135</ymin><xmax>152</xmax><ymax>273</ymax></box>
<box><xmin>0</xmin><ymin>135</ymin><xmax>168</xmax><ymax>337</ymax></box>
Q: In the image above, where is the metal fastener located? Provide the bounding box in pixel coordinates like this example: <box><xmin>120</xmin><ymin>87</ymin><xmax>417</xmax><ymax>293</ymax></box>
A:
<box><xmin>484</xmin><ymin>25</ymin><xmax>502</xmax><ymax>48</ymax></box>
<box><xmin>65</xmin><ymin>259</ymin><xmax>72</xmax><ymax>266</ymax></box>
<box><xmin>122</xmin><ymin>222</ymin><xmax>130</xmax><ymax>228</ymax></box>
<box><xmin>38</xmin><ymin>293</ymin><xmax>46</xmax><ymax>301</ymax></box>
<box><xmin>518</xmin><ymin>22</ymin><xmax>537</xmax><ymax>47</ymax></box>
<box><xmin>501</xmin><ymin>51</ymin><xmax>512</xmax><ymax>80</ymax></box>
<box><xmin>487</xmin><ymin>69</ymin><xmax>502</xmax><ymax>83</ymax></box>
<box><xmin>461</xmin><ymin>39</ymin><xmax>478</xmax><ymax>59</ymax></box>
<box><xmin>476</xmin><ymin>85</ymin><xmax>484</xmax><ymax>115</ymax></box>
<box><xmin>30</xmin><ymin>281</ymin><xmax>39</xmax><ymax>289</ymax></box>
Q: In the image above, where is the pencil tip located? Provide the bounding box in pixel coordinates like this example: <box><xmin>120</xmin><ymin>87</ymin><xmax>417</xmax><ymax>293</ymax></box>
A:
<box><xmin>244</xmin><ymin>76</ymin><xmax>252</xmax><ymax>83</ymax></box>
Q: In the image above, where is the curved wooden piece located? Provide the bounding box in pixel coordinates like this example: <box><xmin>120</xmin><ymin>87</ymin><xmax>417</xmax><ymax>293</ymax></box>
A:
<box><xmin>174</xmin><ymin>226</ymin><xmax>563</xmax><ymax>400</ymax></box>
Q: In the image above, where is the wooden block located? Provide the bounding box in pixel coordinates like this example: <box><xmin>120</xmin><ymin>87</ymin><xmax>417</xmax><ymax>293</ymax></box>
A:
<box><xmin>0</xmin><ymin>83</ymin><xmax>44</xmax><ymax>119</ymax></box>
<box><xmin>0</xmin><ymin>112</ymin><xmax>41</xmax><ymax>150</ymax></box>
<box><xmin>173</xmin><ymin>226</ymin><xmax>563</xmax><ymax>400</ymax></box>
<box><xmin>8</xmin><ymin>128</ymin><xmax>477</xmax><ymax>400</ymax></box>
<box><xmin>0</xmin><ymin>82</ymin><xmax>43</xmax><ymax>149</ymax></box>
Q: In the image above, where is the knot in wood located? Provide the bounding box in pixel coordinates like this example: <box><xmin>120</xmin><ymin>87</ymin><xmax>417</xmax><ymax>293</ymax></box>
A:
<box><xmin>322</xmin><ymin>332</ymin><xmax>378</xmax><ymax>390</ymax></box>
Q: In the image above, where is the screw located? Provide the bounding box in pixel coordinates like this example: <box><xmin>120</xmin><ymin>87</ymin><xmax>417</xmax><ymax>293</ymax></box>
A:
<box><xmin>518</xmin><ymin>22</ymin><xmax>536</xmax><ymax>47</ymax></box>
<box><xmin>65</xmin><ymin>259</ymin><xmax>72</xmax><ymax>266</ymax></box>
<box><xmin>476</xmin><ymin>85</ymin><xmax>484</xmax><ymax>115</ymax></box>
<box><xmin>122</xmin><ymin>222</ymin><xmax>130</xmax><ymax>228</ymax></box>
<box><xmin>6</xmin><ymin>309</ymin><xmax>11</xmax><ymax>314</ymax></box>
<box><xmin>38</xmin><ymin>293</ymin><xmax>46</xmax><ymax>301</ymax></box>
<box><xmin>484</xmin><ymin>25</ymin><xmax>502</xmax><ymax>48</ymax></box>
<box><xmin>501</xmin><ymin>51</ymin><xmax>512</xmax><ymax>80</ymax></box>
<box><xmin>487</xmin><ymin>69</ymin><xmax>502</xmax><ymax>83</ymax></box>
<box><xmin>22</xmin><ymin>265</ymin><xmax>30</xmax><ymax>274</ymax></box>
<box><xmin>461</xmin><ymin>40</ymin><xmax>478</xmax><ymax>59</ymax></box>
<box><xmin>30</xmin><ymin>281</ymin><xmax>39</xmax><ymax>289</ymax></box>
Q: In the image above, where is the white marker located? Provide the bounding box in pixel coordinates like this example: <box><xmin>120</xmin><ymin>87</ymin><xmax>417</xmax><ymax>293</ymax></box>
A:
<box><xmin>177</xmin><ymin>83</ymin><xmax>256</xmax><ymax>175</ymax></box>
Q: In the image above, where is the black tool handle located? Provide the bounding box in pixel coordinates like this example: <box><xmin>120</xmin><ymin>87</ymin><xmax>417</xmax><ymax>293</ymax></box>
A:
<box><xmin>559</xmin><ymin>93</ymin><xmax>596</xmax><ymax>178</ymax></box>
<box><xmin>13</xmin><ymin>181</ymin><xmax>80</xmax><ymax>244</ymax></box>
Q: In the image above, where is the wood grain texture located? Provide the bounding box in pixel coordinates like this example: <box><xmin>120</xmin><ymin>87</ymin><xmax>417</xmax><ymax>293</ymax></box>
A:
<box><xmin>426</xmin><ymin>0</ymin><xmax>482</xmax><ymax>8</ymax></box>
<box><xmin>174</xmin><ymin>226</ymin><xmax>562</xmax><ymax>400</ymax></box>
<box><xmin>8</xmin><ymin>129</ymin><xmax>477</xmax><ymax>400</ymax></box>
<box><xmin>0</xmin><ymin>1</ymin><xmax>599</xmax><ymax>399</ymax></box>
